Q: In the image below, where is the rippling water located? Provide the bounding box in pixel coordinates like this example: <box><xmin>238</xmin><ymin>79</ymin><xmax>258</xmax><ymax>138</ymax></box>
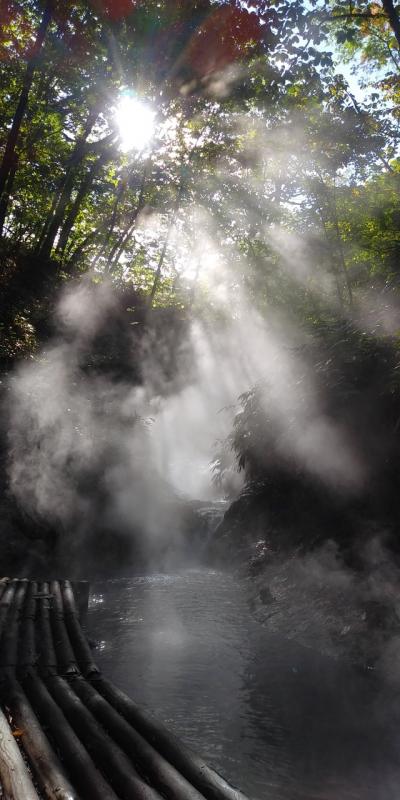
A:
<box><xmin>86</xmin><ymin>569</ymin><xmax>400</xmax><ymax>799</ymax></box>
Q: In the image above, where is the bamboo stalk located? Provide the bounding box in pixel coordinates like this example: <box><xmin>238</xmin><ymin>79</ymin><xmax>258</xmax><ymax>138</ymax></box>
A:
<box><xmin>23</xmin><ymin>672</ymin><xmax>118</xmax><ymax>800</ymax></box>
<box><xmin>92</xmin><ymin>676</ymin><xmax>249</xmax><ymax>800</ymax></box>
<box><xmin>0</xmin><ymin>581</ymin><xmax>27</xmax><ymax>668</ymax></box>
<box><xmin>48</xmin><ymin>582</ymin><xmax>78</xmax><ymax>676</ymax></box>
<box><xmin>0</xmin><ymin>579</ymin><xmax>249</xmax><ymax>800</ymax></box>
<box><xmin>45</xmin><ymin>675</ymin><xmax>162</xmax><ymax>800</ymax></box>
<box><xmin>60</xmin><ymin>582</ymin><xmax>99</xmax><ymax>676</ymax></box>
<box><xmin>18</xmin><ymin>582</ymin><xmax>37</xmax><ymax>670</ymax></box>
<box><xmin>0</xmin><ymin>704</ymin><xmax>39</xmax><ymax>800</ymax></box>
<box><xmin>36</xmin><ymin>583</ymin><xmax>57</xmax><ymax>676</ymax></box>
<box><xmin>1</xmin><ymin>674</ymin><xmax>77</xmax><ymax>800</ymax></box>
<box><xmin>71</xmin><ymin>676</ymin><xmax>206</xmax><ymax>800</ymax></box>
<box><xmin>0</xmin><ymin>579</ymin><xmax>9</xmax><ymax>604</ymax></box>
<box><xmin>0</xmin><ymin>583</ymin><xmax>16</xmax><ymax>638</ymax></box>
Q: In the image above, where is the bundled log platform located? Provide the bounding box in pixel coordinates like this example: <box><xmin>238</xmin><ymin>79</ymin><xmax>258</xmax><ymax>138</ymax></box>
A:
<box><xmin>0</xmin><ymin>578</ymin><xmax>249</xmax><ymax>800</ymax></box>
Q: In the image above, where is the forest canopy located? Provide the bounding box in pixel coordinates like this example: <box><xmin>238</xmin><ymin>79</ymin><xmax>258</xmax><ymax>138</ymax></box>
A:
<box><xmin>0</xmin><ymin>0</ymin><xmax>399</xmax><ymax>356</ymax></box>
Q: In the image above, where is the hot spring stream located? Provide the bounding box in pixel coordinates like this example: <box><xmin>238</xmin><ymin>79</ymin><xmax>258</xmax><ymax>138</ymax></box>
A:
<box><xmin>87</xmin><ymin>569</ymin><xmax>400</xmax><ymax>799</ymax></box>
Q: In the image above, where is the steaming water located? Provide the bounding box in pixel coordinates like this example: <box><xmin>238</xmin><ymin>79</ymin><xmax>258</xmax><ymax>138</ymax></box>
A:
<box><xmin>87</xmin><ymin>569</ymin><xmax>400</xmax><ymax>800</ymax></box>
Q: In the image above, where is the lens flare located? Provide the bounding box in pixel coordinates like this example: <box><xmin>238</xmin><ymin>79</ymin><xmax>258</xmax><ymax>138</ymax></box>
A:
<box><xmin>115</xmin><ymin>93</ymin><xmax>155</xmax><ymax>152</ymax></box>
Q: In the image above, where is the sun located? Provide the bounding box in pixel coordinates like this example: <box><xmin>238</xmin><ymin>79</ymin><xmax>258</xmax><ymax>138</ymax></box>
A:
<box><xmin>115</xmin><ymin>93</ymin><xmax>156</xmax><ymax>153</ymax></box>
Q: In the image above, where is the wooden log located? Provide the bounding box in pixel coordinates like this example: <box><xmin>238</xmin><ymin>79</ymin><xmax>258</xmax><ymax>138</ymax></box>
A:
<box><xmin>18</xmin><ymin>582</ymin><xmax>37</xmax><ymax>670</ymax></box>
<box><xmin>0</xmin><ymin>581</ymin><xmax>27</xmax><ymax>668</ymax></box>
<box><xmin>49</xmin><ymin>581</ymin><xmax>64</xmax><ymax>616</ymax></box>
<box><xmin>0</xmin><ymin>704</ymin><xmax>39</xmax><ymax>800</ymax></box>
<box><xmin>1</xmin><ymin>673</ymin><xmax>77</xmax><ymax>800</ymax></box>
<box><xmin>60</xmin><ymin>582</ymin><xmax>99</xmax><ymax>676</ymax></box>
<box><xmin>36</xmin><ymin>583</ymin><xmax>57</xmax><ymax>676</ymax></box>
<box><xmin>23</xmin><ymin>672</ymin><xmax>118</xmax><ymax>800</ymax></box>
<box><xmin>49</xmin><ymin>582</ymin><xmax>78</xmax><ymax>675</ymax></box>
<box><xmin>45</xmin><ymin>675</ymin><xmax>163</xmax><ymax>800</ymax></box>
<box><xmin>0</xmin><ymin>582</ymin><xmax>16</xmax><ymax>638</ymax></box>
<box><xmin>92</xmin><ymin>676</ymin><xmax>249</xmax><ymax>800</ymax></box>
<box><xmin>71</xmin><ymin>676</ymin><xmax>206</xmax><ymax>800</ymax></box>
<box><xmin>0</xmin><ymin>578</ymin><xmax>9</xmax><ymax>604</ymax></box>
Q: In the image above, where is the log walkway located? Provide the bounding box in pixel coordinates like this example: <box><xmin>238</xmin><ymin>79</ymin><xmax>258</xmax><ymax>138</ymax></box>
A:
<box><xmin>0</xmin><ymin>578</ymin><xmax>248</xmax><ymax>800</ymax></box>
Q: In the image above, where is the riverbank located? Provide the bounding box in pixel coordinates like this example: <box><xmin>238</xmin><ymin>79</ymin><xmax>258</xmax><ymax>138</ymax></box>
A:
<box><xmin>210</xmin><ymin>480</ymin><xmax>400</xmax><ymax>668</ymax></box>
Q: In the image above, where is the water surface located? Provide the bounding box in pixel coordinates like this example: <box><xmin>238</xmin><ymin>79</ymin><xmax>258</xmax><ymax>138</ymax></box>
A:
<box><xmin>87</xmin><ymin>569</ymin><xmax>400</xmax><ymax>799</ymax></box>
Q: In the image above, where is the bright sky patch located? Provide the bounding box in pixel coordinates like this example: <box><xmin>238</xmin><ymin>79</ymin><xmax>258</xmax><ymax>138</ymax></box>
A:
<box><xmin>116</xmin><ymin>93</ymin><xmax>156</xmax><ymax>152</ymax></box>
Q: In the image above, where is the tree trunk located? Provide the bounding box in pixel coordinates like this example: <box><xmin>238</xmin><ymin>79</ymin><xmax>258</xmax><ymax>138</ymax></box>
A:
<box><xmin>0</xmin><ymin>1</ymin><xmax>53</xmax><ymax>237</ymax></box>
<box><xmin>36</xmin><ymin>147</ymin><xmax>86</xmax><ymax>255</ymax></box>
<box><xmin>316</xmin><ymin>210</ymin><xmax>344</xmax><ymax>309</ymax></box>
<box><xmin>66</xmin><ymin>229</ymin><xmax>101</xmax><ymax>271</ymax></box>
<box><xmin>91</xmin><ymin>176</ymin><xmax>127</xmax><ymax>268</ymax></box>
<box><xmin>106</xmin><ymin>163</ymin><xmax>149</xmax><ymax>270</ymax></box>
<box><xmin>332</xmin><ymin>214</ymin><xmax>353</xmax><ymax>307</ymax></box>
<box><xmin>381</xmin><ymin>0</ymin><xmax>400</xmax><ymax>48</ymax></box>
<box><xmin>38</xmin><ymin>169</ymin><xmax>79</xmax><ymax>259</ymax></box>
<box><xmin>56</xmin><ymin>153</ymin><xmax>108</xmax><ymax>258</ymax></box>
<box><xmin>312</xmin><ymin>175</ymin><xmax>353</xmax><ymax>307</ymax></box>
<box><xmin>0</xmin><ymin>152</ymin><xmax>19</xmax><ymax>236</ymax></box>
<box><xmin>36</xmin><ymin>110</ymin><xmax>100</xmax><ymax>255</ymax></box>
<box><xmin>148</xmin><ymin>225</ymin><xmax>173</xmax><ymax>308</ymax></box>
<box><xmin>148</xmin><ymin>182</ymin><xmax>184</xmax><ymax>307</ymax></box>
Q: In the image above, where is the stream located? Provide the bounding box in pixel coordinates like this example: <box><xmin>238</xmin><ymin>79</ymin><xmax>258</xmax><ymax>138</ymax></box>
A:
<box><xmin>87</xmin><ymin>568</ymin><xmax>400</xmax><ymax>800</ymax></box>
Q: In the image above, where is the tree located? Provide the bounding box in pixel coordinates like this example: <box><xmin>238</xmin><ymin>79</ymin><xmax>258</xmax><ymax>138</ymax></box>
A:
<box><xmin>0</xmin><ymin>0</ymin><xmax>53</xmax><ymax>235</ymax></box>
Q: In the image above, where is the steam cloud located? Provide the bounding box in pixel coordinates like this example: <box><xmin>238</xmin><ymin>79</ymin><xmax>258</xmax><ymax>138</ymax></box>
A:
<box><xmin>4</xmin><ymin>112</ymin><xmax>396</xmax><ymax>629</ymax></box>
<box><xmin>7</xmin><ymin>264</ymin><xmax>366</xmax><ymax>548</ymax></box>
